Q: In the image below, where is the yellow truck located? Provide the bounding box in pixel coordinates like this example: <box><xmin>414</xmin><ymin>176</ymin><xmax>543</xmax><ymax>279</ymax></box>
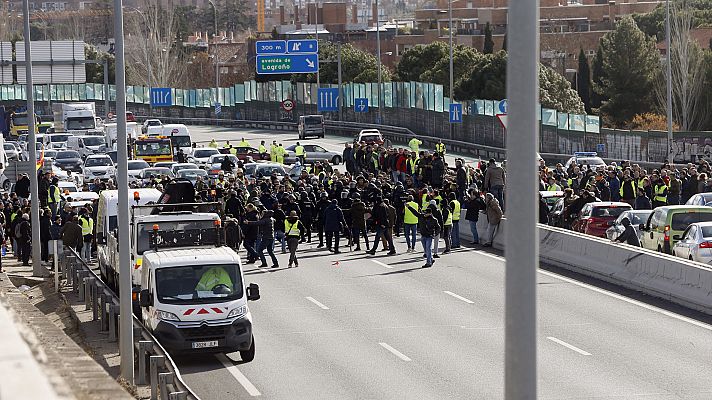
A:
<box><xmin>9</xmin><ymin>112</ymin><xmax>38</xmax><ymax>137</ymax></box>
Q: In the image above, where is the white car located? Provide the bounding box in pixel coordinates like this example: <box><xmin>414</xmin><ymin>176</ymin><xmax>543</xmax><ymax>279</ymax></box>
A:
<box><xmin>564</xmin><ymin>152</ymin><xmax>606</xmax><ymax>170</ymax></box>
<box><xmin>672</xmin><ymin>222</ymin><xmax>712</xmax><ymax>264</ymax></box>
<box><xmin>171</xmin><ymin>162</ymin><xmax>199</xmax><ymax>176</ymax></box>
<box><xmin>685</xmin><ymin>193</ymin><xmax>712</xmax><ymax>207</ymax></box>
<box><xmin>47</xmin><ymin>133</ymin><xmax>72</xmax><ymax>149</ymax></box>
<box><xmin>58</xmin><ymin>181</ymin><xmax>79</xmax><ymax>194</ymax></box>
<box><xmin>142</xmin><ymin>119</ymin><xmax>162</xmax><ymax>133</ymax></box>
<box><xmin>176</xmin><ymin>168</ymin><xmax>208</xmax><ymax>186</ymax></box>
<box><xmin>189</xmin><ymin>148</ymin><xmax>220</xmax><ymax>167</ymax></box>
<box><xmin>128</xmin><ymin>159</ymin><xmax>150</xmax><ymax>182</ymax></box>
<box><xmin>356</xmin><ymin>129</ymin><xmax>384</xmax><ymax>146</ymax></box>
<box><xmin>4</xmin><ymin>143</ymin><xmax>21</xmax><ymax>161</ymax></box>
<box><xmin>83</xmin><ymin>154</ymin><xmax>116</xmax><ymax>180</ymax></box>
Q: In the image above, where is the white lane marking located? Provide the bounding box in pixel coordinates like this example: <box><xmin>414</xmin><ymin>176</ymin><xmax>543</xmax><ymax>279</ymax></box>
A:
<box><xmin>470</xmin><ymin>250</ymin><xmax>712</xmax><ymax>332</ymax></box>
<box><xmin>305</xmin><ymin>296</ymin><xmax>330</xmax><ymax>310</ymax></box>
<box><xmin>378</xmin><ymin>342</ymin><xmax>412</xmax><ymax>361</ymax></box>
<box><xmin>371</xmin><ymin>259</ymin><xmax>394</xmax><ymax>269</ymax></box>
<box><xmin>546</xmin><ymin>336</ymin><xmax>592</xmax><ymax>356</ymax></box>
<box><xmin>216</xmin><ymin>354</ymin><xmax>262</xmax><ymax>396</ymax></box>
<box><xmin>443</xmin><ymin>290</ymin><xmax>475</xmax><ymax>304</ymax></box>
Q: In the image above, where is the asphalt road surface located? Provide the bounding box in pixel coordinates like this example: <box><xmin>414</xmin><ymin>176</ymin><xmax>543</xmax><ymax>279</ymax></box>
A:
<box><xmin>173</xmin><ymin>126</ymin><xmax>712</xmax><ymax>399</ymax></box>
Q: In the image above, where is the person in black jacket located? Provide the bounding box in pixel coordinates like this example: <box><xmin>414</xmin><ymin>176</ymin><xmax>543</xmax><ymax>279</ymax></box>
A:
<box><xmin>539</xmin><ymin>194</ymin><xmax>550</xmax><ymax>224</ymax></box>
<box><xmin>17</xmin><ymin>214</ymin><xmax>32</xmax><ymax>266</ymax></box>
<box><xmin>315</xmin><ymin>192</ymin><xmax>330</xmax><ymax>248</ymax></box>
<box><xmin>464</xmin><ymin>189</ymin><xmax>485</xmax><ymax>244</ymax></box>
<box><xmin>367</xmin><ymin>196</ymin><xmax>396</xmax><ymax>256</ymax></box>
<box><xmin>246</xmin><ymin>210</ymin><xmax>279</xmax><ymax>268</ymax></box>
<box><xmin>323</xmin><ymin>200</ymin><xmax>347</xmax><ymax>253</ymax></box>
<box><xmin>613</xmin><ymin>217</ymin><xmax>641</xmax><ymax>247</ymax></box>
<box><xmin>298</xmin><ymin>191</ymin><xmax>314</xmax><ymax>243</ymax></box>
<box><xmin>405</xmin><ymin>205</ymin><xmax>441</xmax><ymax>268</ymax></box>
<box><xmin>15</xmin><ymin>174</ymin><xmax>30</xmax><ymax>200</ymax></box>
<box><xmin>39</xmin><ymin>208</ymin><xmax>51</xmax><ymax>263</ymax></box>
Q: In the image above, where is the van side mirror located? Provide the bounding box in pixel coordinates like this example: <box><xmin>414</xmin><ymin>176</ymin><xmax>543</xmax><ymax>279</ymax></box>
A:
<box><xmin>246</xmin><ymin>283</ymin><xmax>260</xmax><ymax>301</ymax></box>
<box><xmin>673</xmin><ymin>235</ymin><xmax>681</xmax><ymax>241</ymax></box>
<box><xmin>638</xmin><ymin>224</ymin><xmax>646</xmax><ymax>231</ymax></box>
<box><xmin>139</xmin><ymin>289</ymin><xmax>152</xmax><ymax>307</ymax></box>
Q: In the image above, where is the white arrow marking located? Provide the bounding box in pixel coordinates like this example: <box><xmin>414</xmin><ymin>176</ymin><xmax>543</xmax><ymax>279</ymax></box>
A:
<box><xmin>306</xmin><ymin>58</ymin><xmax>315</xmax><ymax>68</ymax></box>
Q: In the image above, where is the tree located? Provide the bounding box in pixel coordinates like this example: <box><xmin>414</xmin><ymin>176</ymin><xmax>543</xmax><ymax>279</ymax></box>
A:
<box><xmin>628</xmin><ymin>113</ymin><xmax>679</xmax><ymax>131</ymax></box>
<box><xmin>0</xmin><ymin>3</ymin><xmax>22</xmax><ymax>42</ymax></box>
<box><xmin>483</xmin><ymin>23</ymin><xmax>494</xmax><ymax>54</ymax></box>
<box><xmin>540</xmin><ymin>65</ymin><xmax>585</xmax><ymax>114</ymax></box>
<box><xmin>85</xmin><ymin>44</ymin><xmax>116</xmax><ymax>84</ymax></box>
<box><xmin>597</xmin><ymin>17</ymin><xmax>661</xmax><ymax>127</ymax></box>
<box><xmin>590</xmin><ymin>46</ymin><xmax>606</xmax><ymax>110</ymax></box>
<box><xmin>395</xmin><ymin>42</ymin><xmax>449</xmax><ymax>82</ymax></box>
<box><xmin>419</xmin><ymin>45</ymin><xmax>481</xmax><ymax>96</ymax></box>
<box><xmin>577</xmin><ymin>49</ymin><xmax>592</xmax><ymax>113</ymax></box>
<box><xmin>294</xmin><ymin>41</ymin><xmax>390</xmax><ymax>84</ymax></box>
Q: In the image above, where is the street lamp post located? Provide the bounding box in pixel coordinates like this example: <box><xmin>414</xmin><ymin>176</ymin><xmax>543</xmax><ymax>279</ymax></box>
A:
<box><xmin>375</xmin><ymin>0</ymin><xmax>382</xmax><ymax>124</ymax></box>
<box><xmin>665</xmin><ymin>0</ymin><xmax>673</xmax><ymax>161</ymax></box>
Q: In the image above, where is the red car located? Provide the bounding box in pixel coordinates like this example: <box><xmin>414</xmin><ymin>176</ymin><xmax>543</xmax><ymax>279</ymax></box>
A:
<box><xmin>571</xmin><ymin>201</ymin><xmax>632</xmax><ymax>237</ymax></box>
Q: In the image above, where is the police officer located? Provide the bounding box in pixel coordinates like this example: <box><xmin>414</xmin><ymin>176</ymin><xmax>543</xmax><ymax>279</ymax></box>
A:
<box><xmin>79</xmin><ymin>208</ymin><xmax>94</xmax><ymax>261</ymax></box>
<box><xmin>435</xmin><ymin>139</ymin><xmax>445</xmax><ymax>157</ymax></box>
<box><xmin>270</xmin><ymin>140</ymin><xmax>278</xmax><ymax>162</ymax></box>
<box><xmin>258</xmin><ymin>140</ymin><xmax>268</xmax><ymax>160</ymax></box>
<box><xmin>208</xmin><ymin>139</ymin><xmax>219</xmax><ymax>148</ymax></box>
<box><xmin>237</xmin><ymin>137</ymin><xmax>250</xmax><ymax>148</ymax></box>
<box><xmin>284</xmin><ymin>211</ymin><xmax>305</xmax><ymax>267</ymax></box>
<box><xmin>449</xmin><ymin>192</ymin><xmax>461</xmax><ymax>248</ymax></box>
<box><xmin>295</xmin><ymin>142</ymin><xmax>306</xmax><ymax>166</ymax></box>
<box><xmin>47</xmin><ymin>177</ymin><xmax>61</xmax><ymax>220</ymax></box>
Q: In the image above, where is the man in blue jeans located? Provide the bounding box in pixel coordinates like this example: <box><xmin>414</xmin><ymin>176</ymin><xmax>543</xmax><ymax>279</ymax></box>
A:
<box><xmin>464</xmin><ymin>189</ymin><xmax>485</xmax><ymax>245</ymax></box>
<box><xmin>403</xmin><ymin>195</ymin><xmax>420</xmax><ymax>252</ymax></box>
<box><xmin>405</xmin><ymin>203</ymin><xmax>441</xmax><ymax>268</ymax></box>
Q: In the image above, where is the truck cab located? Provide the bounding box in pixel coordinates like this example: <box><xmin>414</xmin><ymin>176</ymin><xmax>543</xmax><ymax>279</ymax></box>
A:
<box><xmin>138</xmin><ymin>246</ymin><xmax>259</xmax><ymax>360</ymax></box>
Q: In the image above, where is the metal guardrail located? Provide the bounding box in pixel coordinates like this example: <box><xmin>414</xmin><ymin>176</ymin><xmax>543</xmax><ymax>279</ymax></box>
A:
<box><xmin>61</xmin><ymin>248</ymin><xmax>201</xmax><ymax>400</ymax></box>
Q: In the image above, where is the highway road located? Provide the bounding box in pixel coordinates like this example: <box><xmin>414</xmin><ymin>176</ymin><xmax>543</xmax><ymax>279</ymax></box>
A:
<box><xmin>174</xmin><ymin>127</ymin><xmax>712</xmax><ymax>399</ymax></box>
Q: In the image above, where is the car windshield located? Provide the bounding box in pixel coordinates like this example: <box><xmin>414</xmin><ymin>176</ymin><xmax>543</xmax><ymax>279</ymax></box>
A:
<box><xmin>147</xmin><ymin>120</ymin><xmax>161</xmax><ymax>126</ymax></box>
<box><xmin>83</xmin><ymin>136</ymin><xmax>106</xmax><ymax>146</ymax></box>
<box><xmin>671</xmin><ymin>212</ymin><xmax>712</xmax><ymax>231</ymax></box>
<box><xmin>66</xmin><ymin>117</ymin><xmax>95</xmax><ymax>130</ymax></box>
<box><xmin>38</xmin><ymin>125</ymin><xmax>51</xmax><ymax>133</ymax></box>
<box><xmin>243</xmin><ymin>164</ymin><xmax>256</xmax><ymax>176</ymax></box>
<box><xmin>170</xmin><ymin>136</ymin><xmax>191</xmax><ymax>148</ymax></box>
<box><xmin>304</xmin><ymin>116</ymin><xmax>323</xmax><ymax>125</ymax></box>
<box><xmin>4</xmin><ymin>144</ymin><xmax>14</xmax><ymax>150</ymax></box>
<box><xmin>592</xmin><ymin>206</ymin><xmax>629</xmax><ymax>217</ymax></box>
<box><xmin>156</xmin><ymin>264</ymin><xmax>243</xmax><ymax>304</ymax></box>
<box><xmin>211</xmin><ymin>155</ymin><xmax>227</xmax><ymax>163</ymax></box>
<box><xmin>85</xmin><ymin>157</ymin><xmax>112</xmax><ymax>167</ymax></box>
<box><xmin>173</xmin><ymin>164</ymin><xmax>197</xmax><ymax>172</ymax></box>
<box><xmin>128</xmin><ymin>161</ymin><xmax>149</xmax><ymax>170</ymax></box>
<box><xmin>12</xmin><ymin>115</ymin><xmax>28</xmax><ymax>125</ymax></box>
<box><xmin>57</xmin><ymin>151</ymin><xmax>80</xmax><ymax>159</ymax></box>
<box><xmin>362</xmin><ymin>134</ymin><xmax>381</xmax><ymax>140</ymax></box>
<box><xmin>136</xmin><ymin>220</ymin><xmax>218</xmax><ymax>255</ymax></box>
<box><xmin>194</xmin><ymin>149</ymin><xmax>218</xmax><ymax>158</ymax></box>
<box><xmin>50</xmin><ymin>134</ymin><xmax>71</xmax><ymax>142</ymax></box>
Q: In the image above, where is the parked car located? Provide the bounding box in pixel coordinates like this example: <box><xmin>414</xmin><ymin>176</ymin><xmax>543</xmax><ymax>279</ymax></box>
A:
<box><xmin>58</xmin><ymin>181</ymin><xmax>79</xmax><ymax>194</ymax></box>
<box><xmin>176</xmin><ymin>168</ymin><xmax>208</xmax><ymax>186</ymax></box>
<box><xmin>205</xmin><ymin>154</ymin><xmax>239</xmax><ymax>178</ymax></box>
<box><xmin>298</xmin><ymin>115</ymin><xmax>324</xmax><ymax>139</ymax></box>
<box><xmin>153</xmin><ymin>161</ymin><xmax>177</xmax><ymax>170</ymax></box>
<box><xmin>83</xmin><ymin>154</ymin><xmax>115</xmax><ymax>181</ymax></box>
<box><xmin>231</xmin><ymin>147</ymin><xmax>263</xmax><ymax>162</ymax></box>
<box><xmin>640</xmin><ymin>206</ymin><xmax>712</xmax><ymax>254</ymax></box>
<box><xmin>43</xmin><ymin>149</ymin><xmax>58</xmax><ymax>161</ymax></box>
<box><xmin>605</xmin><ymin>209</ymin><xmax>653</xmax><ymax>242</ymax></box>
<box><xmin>188</xmin><ymin>148</ymin><xmax>221</xmax><ymax>167</ymax></box>
<box><xmin>54</xmin><ymin>150</ymin><xmax>84</xmax><ymax>172</ymax></box>
<box><xmin>171</xmin><ymin>162</ymin><xmax>199</xmax><ymax>176</ymax></box>
<box><xmin>571</xmin><ymin>201</ymin><xmax>631</xmax><ymax>237</ymax></box>
<box><xmin>4</xmin><ymin>143</ymin><xmax>20</xmax><ymax>161</ymax></box>
<box><xmin>139</xmin><ymin>167</ymin><xmax>174</xmax><ymax>185</ymax></box>
<box><xmin>540</xmin><ymin>190</ymin><xmax>566</xmax><ymax>211</ymax></box>
<box><xmin>356</xmin><ymin>129</ymin><xmax>384</xmax><ymax>146</ymax></box>
<box><xmin>284</xmin><ymin>144</ymin><xmax>342</xmax><ymax>165</ymax></box>
<box><xmin>564</xmin><ymin>152</ymin><xmax>606</xmax><ymax>170</ymax></box>
<box><xmin>685</xmin><ymin>193</ymin><xmax>712</xmax><ymax>207</ymax></box>
<box><xmin>127</xmin><ymin>159</ymin><xmax>150</xmax><ymax>182</ymax></box>
<box><xmin>672</xmin><ymin>222</ymin><xmax>712</xmax><ymax>264</ymax></box>
<box><xmin>242</xmin><ymin>162</ymin><xmax>288</xmax><ymax>180</ymax></box>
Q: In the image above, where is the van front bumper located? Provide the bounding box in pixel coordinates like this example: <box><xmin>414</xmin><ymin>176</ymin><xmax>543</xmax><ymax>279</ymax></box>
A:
<box><xmin>154</xmin><ymin>316</ymin><xmax>252</xmax><ymax>354</ymax></box>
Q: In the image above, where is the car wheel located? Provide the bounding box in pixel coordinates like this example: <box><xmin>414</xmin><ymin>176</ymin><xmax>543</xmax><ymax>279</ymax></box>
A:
<box><xmin>1</xmin><ymin>180</ymin><xmax>9</xmax><ymax>191</ymax></box>
<box><xmin>331</xmin><ymin>155</ymin><xmax>342</xmax><ymax>165</ymax></box>
<box><xmin>240</xmin><ymin>335</ymin><xmax>255</xmax><ymax>362</ymax></box>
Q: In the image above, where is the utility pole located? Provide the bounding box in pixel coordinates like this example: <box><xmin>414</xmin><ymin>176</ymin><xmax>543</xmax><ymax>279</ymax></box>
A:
<box><xmin>505</xmin><ymin>0</ymin><xmax>539</xmax><ymax>398</ymax></box>
<box><xmin>665</xmin><ymin>0</ymin><xmax>673</xmax><ymax>162</ymax></box>
<box><xmin>375</xmin><ymin>0</ymin><xmax>382</xmax><ymax>124</ymax></box>
<box><xmin>22</xmin><ymin>0</ymin><xmax>42</xmax><ymax>277</ymax></box>
<box><xmin>113</xmin><ymin>0</ymin><xmax>134</xmax><ymax>384</ymax></box>
<box><xmin>448</xmin><ymin>0</ymin><xmax>454</xmax><ymax>140</ymax></box>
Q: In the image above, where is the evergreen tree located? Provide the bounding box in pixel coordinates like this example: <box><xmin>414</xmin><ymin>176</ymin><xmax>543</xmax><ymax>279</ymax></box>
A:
<box><xmin>590</xmin><ymin>45</ymin><xmax>606</xmax><ymax>110</ymax></box>
<box><xmin>576</xmin><ymin>48</ymin><xmax>592</xmax><ymax>113</ymax></box>
<box><xmin>483</xmin><ymin>23</ymin><xmax>494</xmax><ymax>54</ymax></box>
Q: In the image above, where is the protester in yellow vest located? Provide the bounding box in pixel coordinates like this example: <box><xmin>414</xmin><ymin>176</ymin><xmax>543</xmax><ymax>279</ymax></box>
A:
<box><xmin>403</xmin><ymin>195</ymin><xmax>420</xmax><ymax>252</ymax></box>
<box><xmin>208</xmin><ymin>139</ymin><xmax>219</xmax><ymax>148</ymax></box>
<box><xmin>284</xmin><ymin>211</ymin><xmax>304</xmax><ymax>267</ymax></box>
<box><xmin>295</xmin><ymin>142</ymin><xmax>306</xmax><ymax>165</ymax></box>
<box><xmin>276</xmin><ymin>143</ymin><xmax>286</xmax><ymax>164</ymax></box>
<box><xmin>435</xmin><ymin>139</ymin><xmax>445</xmax><ymax>156</ymax></box>
<box><xmin>237</xmin><ymin>138</ymin><xmax>250</xmax><ymax>148</ymax></box>
<box><xmin>408</xmin><ymin>137</ymin><xmax>422</xmax><ymax>153</ymax></box>
<box><xmin>270</xmin><ymin>141</ymin><xmax>278</xmax><ymax>162</ymax></box>
<box><xmin>449</xmin><ymin>193</ymin><xmax>462</xmax><ymax>248</ymax></box>
<box><xmin>258</xmin><ymin>140</ymin><xmax>268</xmax><ymax>160</ymax></box>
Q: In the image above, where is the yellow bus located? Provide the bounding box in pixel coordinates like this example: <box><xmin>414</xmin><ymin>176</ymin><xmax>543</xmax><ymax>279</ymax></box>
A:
<box><xmin>133</xmin><ymin>136</ymin><xmax>173</xmax><ymax>164</ymax></box>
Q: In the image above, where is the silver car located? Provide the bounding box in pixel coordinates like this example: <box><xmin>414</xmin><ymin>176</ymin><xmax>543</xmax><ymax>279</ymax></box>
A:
<box><xmin>672</xmin><ymin>222</ymin><xmax>712</xmax><ymax>264</ymax></box>
<box><xmin>176</xmin><ymin>168</ymin><xmax>208</xmax><ymax>186</ymax></box>
<box><xmin>605</xmin><ymin>209</ymin><xmax>653</xmax><ymax>242</ymax></box>
<box><xmin>284</xmin><ymin>144</ymin><xmax>342</xmax><ymax>165</ymax></box>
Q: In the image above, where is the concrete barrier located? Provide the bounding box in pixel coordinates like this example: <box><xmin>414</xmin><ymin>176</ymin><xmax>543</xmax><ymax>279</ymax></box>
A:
<box><xmin>459</xmin><ymin>210</ymin><xmax>712</xmax><ymax>315</ymax></box>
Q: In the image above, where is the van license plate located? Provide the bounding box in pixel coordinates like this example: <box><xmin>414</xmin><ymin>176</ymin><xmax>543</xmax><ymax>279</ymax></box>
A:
<box><xmin>192</xmin><ymin>340</ymin><xmax>218</xmax><ymax>349</ymax></box>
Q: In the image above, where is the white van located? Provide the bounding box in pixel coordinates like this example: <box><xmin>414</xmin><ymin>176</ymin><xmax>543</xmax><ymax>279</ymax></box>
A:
<box><xmin>95</xmin><ymin>188</ymin><xmax>162</xmax><ymax>245</ymax></box>
<box><xmin>161</xmin><ymin>124</ymin><xmax>193</xmax><ymax>156</ymax></box>
<box><xmin>138</xmin><ymin>246</ymin><xmax>259</xmax><ymax>359</ymax></box>
<box><xmin>67</xmin><ymin>135</ymin><xmax>108</xmax><ymax>158</ymax></box>
<box><xmin>105</xmin><ymin>122</ymin><xmax>141</xmax><ymax>148</ymax></box>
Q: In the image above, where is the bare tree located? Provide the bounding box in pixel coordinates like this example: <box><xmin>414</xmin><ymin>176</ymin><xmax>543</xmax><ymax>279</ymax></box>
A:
<box><xmin>0</xmin><ymin>3</ymin><xmax>23</xmax><ymax>42</ymax></box>
<box><xmin>124</xmin><ymin>1</ymin><xmax>187</xmax><ymax>88</ymax></box>
<box><xmin>656</xmin><ymin>0</ymin><xmax>707</xmax><ymax>131</ymax></box>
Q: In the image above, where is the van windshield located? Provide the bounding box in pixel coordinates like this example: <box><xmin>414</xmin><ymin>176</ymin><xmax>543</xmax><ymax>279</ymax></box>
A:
<box><xmin>156</xmin><ymin>264</ymin><xmax>243</xmax><ymax>304</ymax></box>
<box><xmin>170</xmin><ymin>136</ymin><xmax>191</xmax><ymax>148</ymax></box>
<box><xmin>136</xmin><ymin>220</ymin><xmax>219</xmax><ymax>255</ymax></box>
<box><xmin>66</xmin><ymin>117</ymin><xmax>95</xmax><ymax>130</ymax></box>
<box><xmin>671</xmin><ymin>212</ymin><xmax>712</xmax><ymax>231</ymax></box>
<box><xmin>83</xmin><ymin>136</ymin><xmax>106</xmax><ymax>147</ymax></box>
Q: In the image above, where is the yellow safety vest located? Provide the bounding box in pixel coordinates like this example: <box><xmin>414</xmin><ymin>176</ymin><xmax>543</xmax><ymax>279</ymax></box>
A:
<box><xmin>285</xmin><ymin>220</ymin><xmax>300</xmax><ymax>237</ymax></box>
<box><xmin>403</xmin><ymin>201</ymin><xmax>419</xmax><ymax>225</ymax></box>
<box><xmin>238</xmin><ymin>140</ymin><xmax>250</xmax><ymax>148</ymax></box>
<box><xmin>435</xmin><ymin>143</ymin><xmax>445</xmax><ymax>154</ymax></box>
<box><xmin>208</xmin><ymin>141</ymin><xmax>218</xmax><ymax>148</ymax></box>
<box><xmin>80</xmin><ymin>216</ymin><xmax>94</xmax><ymax>236</ymax></box>
<box><xmin>10</xmin><ymin>212</ymin><xmax>17</xmax><ymax>222</ymax></box>
<box><xmin>407</xmin><ymin>158</ymin><xmax>417</xmax><ymax>174</ymax></box>
<box><xmin>444</xmin><ymin>209</ymin><xmax>453</xmax><ymax>226</ymax></box>
<box><xmin>295</xmin><ymin>146</ymin><xmax>305</xmax><ymax>156</ymax></box>
<box><xmin>408</xmin><ymin>138</ymin><xmax>421</xmax><ymax>153</ymax></box>
<box><xmin>223</xmin><ymin>143</ymin><xmax>231</xmax><ymax>148</ymax></box>
<box><xmin>258</xmin><ymin>145</ymin><xmax>267</xmax><ymax>154</ymax></box>
<box><xmin>230</xmin><ymin>147</ymin><xmax>237</xmax><ymax>155</ymax></box>
<box><xmin>654</xmin><ymin>184</ymin><xmax>667</xmax><ymax>203</ymax></box>
<box><xmin>48</xmin><ymin>185</ymin><xmax>60</xmax><ymax>203</ymax></box>
<box><xmin>195</xmin><ymin>267</ymin><xmax>233</xmax><ymax>292</ymax></box>
<box><xmin>421</xmin><ymin>193</ymin><xmax>429</xmax><ymax>210</ymax></box>
<box><xmin>451</xmin><ymin>200</ymin><xmax>461</xmax><ymax>221</ymax></box>
<box><xmin>547</xmin><ymin>184</ymin><xmax>559</xmax><ymax>192</ymax></box>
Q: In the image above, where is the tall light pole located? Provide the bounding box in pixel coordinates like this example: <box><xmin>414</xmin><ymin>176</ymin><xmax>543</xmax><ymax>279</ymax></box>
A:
<box><xmin>665</xmin><ymin>0</ymin><xmax>673</xmax><ymax>162</ymax></box>
<box><xmin>375</xmin><ymin>0</ymin><xmax>382</xmax><ymax>124</ymax></box>
<box><xmin>22</xmin><ymin>0</ymin><xmax>42</xmax><ymax>277</ymax></box>
<box><xmin>209</xmin><ymin>0</ymin><xmax>220</xmax><ymax>117</ymax></box>
<box><xmin>113</xmin><ymin>0</ymin><xmax>134</xmax><ymax>384</ymax></box>
<box><xmin>448</xmin><ymin>0</ymin><xmax>454</xmax><ymax>139</ymax></box>
<box><xmin>505</xmin><ymin>0</ymin><xmax>539</xmax><ymax>397</ymax></box>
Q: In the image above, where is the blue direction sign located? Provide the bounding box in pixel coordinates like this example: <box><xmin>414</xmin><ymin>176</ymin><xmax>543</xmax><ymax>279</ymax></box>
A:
<box><xmin>255</xmin><ymin>40</ymin><xmax>287</xmax><ymax>54</ymax></box>
<box><xmin>256</xmin><ymin>54</ymin><xmax>318</xmax><ymax>75</ymax></box>
<box><xmin>498</xmin><ymin>99</ymin><xmax>508</xmax><ymax>114</ymax></box>
<box><xmin>150</xmin><ymin>88</ymin><xmax>172</xmax><ymax>107</ymax></box>
<box><xmin>354</xmin><ymin>98</ymin><xmax>369</xmax><ymax>113</ymax></box>
<box><xmin>215</xmin><ymin>102</ymin><xmax>222</xmax><ymax>115</ymax></box>
<box><xmin>318</xmin><ymin>88</ymin><xmax>339</xmax><ymax>112</ymax></box>
<box><xmin>449</xmin><ymin>103</ymin><xmax>463</xmax><ymax>123</ymax></box>
<box><xmin>287</xmin><ymin>39</ymin><xmax>318</xmax><ymax>54</ymax></box>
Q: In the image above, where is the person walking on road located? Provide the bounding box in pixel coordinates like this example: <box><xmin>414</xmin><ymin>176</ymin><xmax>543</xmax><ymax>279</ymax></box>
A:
<box><xmin>405</xmin><ymin>204</ymin><xmax>441</xmax><ymax>268</ymax></box>
<box><xmin>428</xmin><ymin>200</ymin><xmax>443</xmax><ymax>259</ymax></box>
<box><xmin>464</xmin><ymin>189</ymin><xmax>485</xmax><ymax>245</ymax></box>
<box><xmin>449</xmin><ymin>192</ymin><xmax>461</xmax><ymax>248</ymax></box>
<box><xmin>248</xmin><ymin>210</ymin><xmax>279</xmax><ymax>268</ymax></box>
<box><xmin>367</xmin><ymin>196</ymin><xmax>396</xmax><ymax>255</ymax></box>
<box><xmin>349</xmin><ymin>193</ymin><xmax>370</xmax><ymax>251</ymax></box>
<box><xmin>403</xmin><ymin>195</ymin><xmax>419</xmax><ymax>252</ymax></box>
<box><xmin>323</xmin><ymin>199</ymin><xmax>347</xmax><ymax>254</ymax></box>
<box><xmin>295</xmin><ymin>142</ymin><xmax>306</xmax><ymax>166</ymax></box>
<box><xmin>482</xmin><ymin>193</ymin><xmax>503</xmax><ymax>247</ymax></box>
<box><xmin>285</xmin><ymin>211</ymin><xmax>305</xmax><ymax>267</ymax></box>
<box><xmin>484</xmin><ymin>159</ymin><xmax>506</xmax><ymax>211</ymax></box>
<box><xmin>440</xmin><ymin>198</ymin><xmax>453</xmax><ymax>253</ymax></box>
